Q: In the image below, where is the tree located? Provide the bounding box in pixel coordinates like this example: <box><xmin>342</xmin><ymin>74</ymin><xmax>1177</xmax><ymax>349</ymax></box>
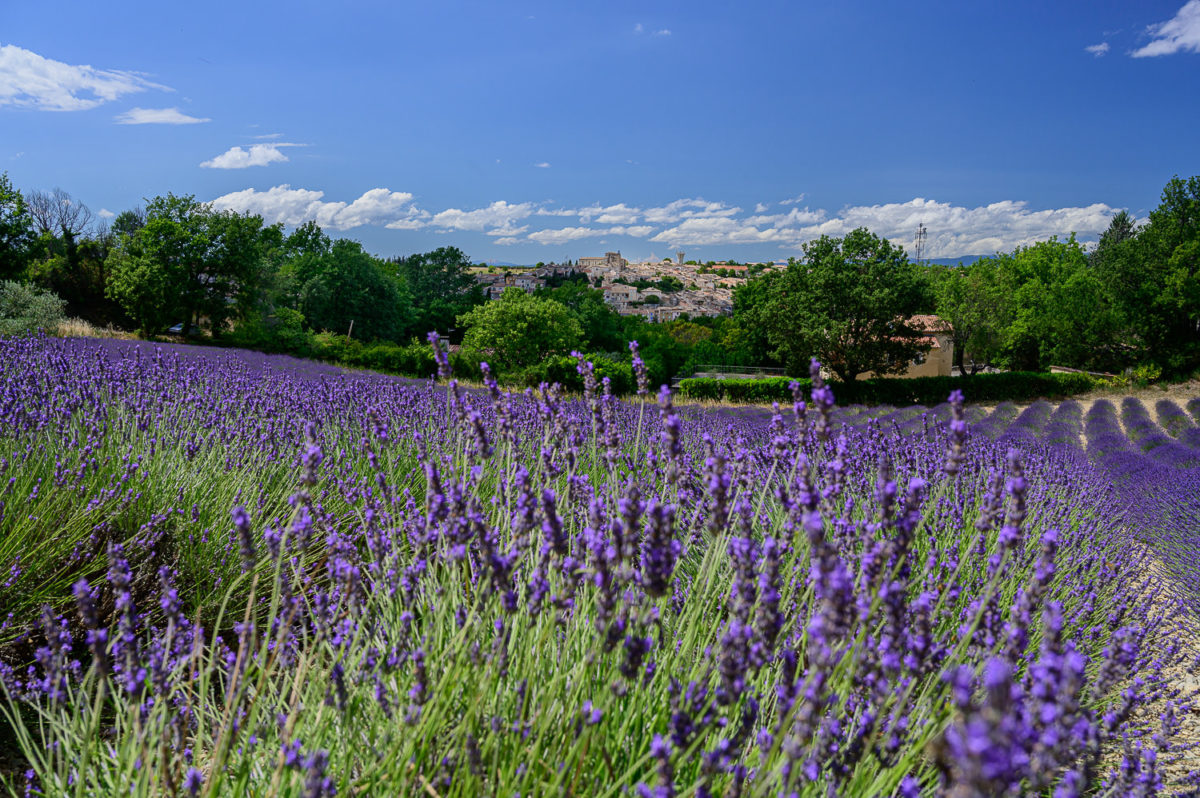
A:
<box><xmin>1140</xmin><ymin>176</ymin><xmax>1200</xmax><ymax>370</ymax></box>
<box><xmin>931</xmin><ymin>261</ymin><xmax>1006</xmax><ymax>375</ymax></box>
<box><xmin>109</xmin><ymin>207</ymin><xmax>147</xmax><ymax>240</ymax></box>
<box><xmin>762</xmin><ymin>228</ymin><xmax>928</xmax><ymax>381</ymax></box>
<box><xmin>534</xmin><ymin>280</ymin><xmax>624</xmax><ymax>351</ymax></box>
<box><xmin>731</xmin><ymin>270</ymin><xmax>780</xmax><ymax>366</ymax></box>
<box><xmin>298</xmin><ymin>239</ymin><xmax>409</xmax><ymax>341</ymax></box>
<box><xmin>386</xmin><ymin>246</ymin><xmax>485</xmax><ymax>340</ymax></box>
<box><xmin>106</xmin><ymin>194</ymin><xmax>269</xmax><ymax>335</ymax></box>
<box><xmin>0</xmin><ymin>173</ymin><xmax>35</xmax><ymax>278</ymax></box>
<box><xmin>458</xmin><ymin>288</ymin><xmax>583</xmax><ymax>369</ymax></box>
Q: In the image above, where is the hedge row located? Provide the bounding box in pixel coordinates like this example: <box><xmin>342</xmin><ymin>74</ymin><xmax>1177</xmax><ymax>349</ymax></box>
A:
<box><xmin>676</xmin><ymin>371</ymin><xmax>1096</xmax><ymax>406</ymax></box>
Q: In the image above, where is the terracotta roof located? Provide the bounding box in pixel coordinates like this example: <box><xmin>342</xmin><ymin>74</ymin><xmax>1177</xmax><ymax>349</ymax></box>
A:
<box><xmin>908</xmin><ymin>314</ymin><xmax>952</xmax><ymax>333</ymax></box>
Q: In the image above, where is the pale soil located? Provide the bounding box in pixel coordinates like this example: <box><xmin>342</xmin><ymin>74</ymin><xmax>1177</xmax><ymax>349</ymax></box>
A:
<box><xmin>1102</xmin><ymin>551</ymin><xmax>1200</xmax><ymax>786</ymax></box>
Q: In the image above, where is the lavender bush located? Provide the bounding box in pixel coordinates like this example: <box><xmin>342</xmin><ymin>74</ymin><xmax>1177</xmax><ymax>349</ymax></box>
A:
<box><xmin>0</xmin><ymin>335</ymin><xmax>1197</xmax><ymax>796</ymax></box>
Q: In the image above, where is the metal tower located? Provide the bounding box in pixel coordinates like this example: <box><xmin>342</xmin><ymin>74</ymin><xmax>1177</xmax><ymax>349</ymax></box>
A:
<box><xmin>914</xmin><ymin>223</ymin><xmax>927</xmax><ymax>264</ymax></box>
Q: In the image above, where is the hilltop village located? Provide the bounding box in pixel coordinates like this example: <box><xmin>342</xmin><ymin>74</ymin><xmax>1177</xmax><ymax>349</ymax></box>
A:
<box><xmin>472</xmin><ymin>252</ymin><xmax>785</xmax><ymax>321</ymax></box>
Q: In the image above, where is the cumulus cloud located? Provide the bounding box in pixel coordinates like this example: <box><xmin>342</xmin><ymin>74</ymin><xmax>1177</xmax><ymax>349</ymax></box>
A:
<box><xmin>608</xmin><ymin>225</ymin><xmax>653</xmax><ymax>237</ymax></box>
<box><xmin>1085</xmin><ymin>42</ymin><xmax>1111</xmax><ymax>56</ymax></box>
<box><xmin>651</xmin><ymin>217</ymin><xmax>797</xmax><ymax>247</ymax></box>
<box><xmin>203</xmin><ymin>185</ymin><xmax>1124</xmax><ymax>258</ymax></box>
<box><xmin>797</xmin><ymin>198</ymin><xmax>1118</xmax><ymax>257</ymax></box>
<box><xmin>643</xmin><ymin>198</ymin><xmax>739</xmax><ymax>224</ymax></box>
<box><xmin>98</xmin><ymin>208</ymin><xmax>114</xmax><ymax>219</ymax></box>
<box><xmin>574</xmin><ymin>203</ymin><xmax>642</xmax><ymax>224</ymax></box>
<box><xmin>200</xmin><ymin>143</ymin><xmax>291</xmax><ymax>169</ymax></box>
<box><xmin>527</xmin><ymin>226</ymin><xmax>604</xmax><ymax>245</ymax></box>
<box><xmin>114</xmin><ymin>107</ymin><xmax>210</xmax><ymax>125</ymax></box>
<box><xmin>0</xmin><ymin>44</ymin><xmax>168</xmax><ymax>111</ymax></box>
<box><xmin>209</xmin><ymin>185</ymin><xmax>425</xmax><ymax>231</ymax></box>
<box><xmin>431</xmin><ymin>200</ymin><xmax>535</xmax><ymax>232</ymax></box>
<box><xmin>754</xmin><ymin>202</ymin><xmax>769</xmax><ymax>213</ymax></box>
<box><xmin>1133</xmin><ymin>0</ymin><xmax>1200</xmax><ymax>57</ymax></box>
<box><xmin>486</xmin><ymin>224</ymin><xmax>529</xmax><ymax>237</ymax></box>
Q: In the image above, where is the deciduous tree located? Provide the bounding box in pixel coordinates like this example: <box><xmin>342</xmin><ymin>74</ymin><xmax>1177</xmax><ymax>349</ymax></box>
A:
<box><xmin>0</xmin><ymin>173</ymin><xmax>35</xmax><ymax>278</ymax></box>
<box><xmin>458</xmin><ymin>288</ymin><xmax>583</xmax><ymax>369</ymax></box>
<box><xmin>764</xmin><ymin>227</ymin><xmax>927</xmax><ymax>381</ymax></box>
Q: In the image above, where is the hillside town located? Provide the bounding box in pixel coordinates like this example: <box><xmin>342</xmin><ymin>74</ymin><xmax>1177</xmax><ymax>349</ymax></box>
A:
<box><xmin>472</xmin><ymin>251</ymin><xmax>784</xmax><ymax>321</ymax></box>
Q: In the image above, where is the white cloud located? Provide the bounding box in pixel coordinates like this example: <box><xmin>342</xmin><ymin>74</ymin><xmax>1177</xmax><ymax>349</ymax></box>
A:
<box><xmin>0</xmin><ymin>44</ymin><xmax>168</xmax><ymax>111</ymax></box>
<box><xmin>574</xmin><ymin>203</ymin><xmax>642</xmax><ymax>224</ymax></box>
<box><xmin>431</xmin><ymin>200</ymin><xmax>535</xmax><ymax>232</ymax></box>
<box><xmin>754</xmin><ymin>202</ymin><xmax>769</xmax><ymax>213</ymax></box>
<box><xmin>338</xmin><ymin>189</ymin><xmax>422</xmax><ymax>229</ymax></box>
<box><xmin>1133</xmin><ymin>0</ymin><xmax>1200</xmax><ymax>56</ymax></box>
<box><xmin>653</xmin><ymin>29</ymin><xmax>672</xmax><ymax>36</ymax></box>
<box><xmin>200</xmin><ymin>144</ymin><xmax>289</xmax><ymax>169</ymax></box>
<box><xmin>534</xmin><ymin>162</ymin><xmax>551</xmax><ymax>168</ymax></box>
<box><xmin>253</xmin><ymin>132</ymin><xmax>283</xmax><ymax>140</ymax></box>
<box><xmin>638</xmin><ymin>196</ymin><xmax>1119</xmax><ymax>256</ymax></box>
<box><xmin>98</xmin><ymin>208</ymin><xmax>114</xmax><ymax>219</ymax></box>
<box><xmin>780</xmin><ymin>194</ymin><xmax>806</xmax><ymax>205</ymax></box>
<box><xmin>203</xmin><ymin>186</ymin><xmax>1123</xmax><ymax>259</ymax></box>
<box><xmin>209</xmin><ymin>184</ymin><xmax>425</xmax><ymax>231</ymax></box>
<box><xmin>651</xmin><ymin>217</ymin><xmax>797</xmax><ymax>247</ymax></box>
<box><xmin>643</xmin><ymin>198</ymin><xmax>739</xmax><ymax>224</ymax></box>
<box><xmin>486</xmin><ymin>224</ymin><xmax>529</xmax><ymax>237</ymax></box>
<box><xmin>385</xmin><ymin>215</ymin><xmax>430</xmax><ymax>230</ymax></box>
<box><xmin>522</xmin><ymin>224</ymin><xmax>654</xmax><ymax>245</ymax></box>
<box><xmin>115</xmin><ymin>107</ymin><xmax>210</xmax><ymax>125</ymax></box>
<box><xmin>745</xmin><ymin>206</ymin><xmax>827</xmax><ymax>227</ymax></box>
<box><xmin>634</xmin><ymin>23</ymin><xmax>644</xmax><ymax>34</ymax></box>
<box><xmin>608</xmin><ymin>225</ymin><xmax>653</xmax><ymax>237</ymax></box>
<box><xmin>1085</xmin><ymin>42</ymin><xmax>1111</xmax><ymax>57</ymax></box>
<box><xmin>797</xmin><ymin>198</ymin><xmax>1119</xmax><ymax>258</ymax></box>
<box><xmin>527</xmin><ymin>226</ymin><xmax>604</xmax><ymax>245</ymax></box>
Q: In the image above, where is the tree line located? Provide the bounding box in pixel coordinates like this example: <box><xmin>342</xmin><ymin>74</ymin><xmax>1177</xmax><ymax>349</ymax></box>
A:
<box><xmin>731</xmin><ymin>175</ymin><xmax>1200</xmax><ymax>381</ymax></box>
<box><xmin>1</xmin><ymin>173</ymin><xmax>1197</xmax><ymax>386</ymax></box>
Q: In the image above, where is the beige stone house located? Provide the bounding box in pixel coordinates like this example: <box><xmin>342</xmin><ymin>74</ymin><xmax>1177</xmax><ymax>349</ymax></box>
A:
<box><xmin>861</xmin><ymin>315</ymin><xmax>954</xmax><ymax>379</ymax></box>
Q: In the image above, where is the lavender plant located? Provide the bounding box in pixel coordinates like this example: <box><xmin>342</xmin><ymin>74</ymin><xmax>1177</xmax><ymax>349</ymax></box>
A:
<box><xmin>0</xmin><ymin>335</ymin><xmax>1196</xmax><ymax>796</ymax></box>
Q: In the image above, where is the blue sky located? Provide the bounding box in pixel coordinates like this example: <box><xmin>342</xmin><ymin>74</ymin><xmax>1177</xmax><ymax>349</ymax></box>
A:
<box><xmin>2</xmin><ymin>0</ymin><xmax>1199</xmax><ymax>263</ymax></box>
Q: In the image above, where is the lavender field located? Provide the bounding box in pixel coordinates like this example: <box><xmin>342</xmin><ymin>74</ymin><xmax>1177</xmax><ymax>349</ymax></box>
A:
<box><xmin>1</xmin><ymin>335</ymin><xmax>1200</xmax><ymax>796</ymax></box>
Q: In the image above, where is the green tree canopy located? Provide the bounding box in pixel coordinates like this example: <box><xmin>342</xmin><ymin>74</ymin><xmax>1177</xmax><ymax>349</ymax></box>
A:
<box><xmin>760</xmin><ymin>227</ymin><xmax>928</xmax><ymax>381</ymax></box>
<box><xmin>106</xmin><ymin>194</ymin><xmax>271</xmax><ymax>335</ymax></box>
<box><xmin>534</xmin><ymin>280</ymin><xmax>625</xmax><ymax>352</ymax></box>
<box><xmin>299</xmin><ymin>239</ymin><xmax>409</xmax><ymax>342</ymax></box>
<box><xmin>0</xmin><ymin>173</ymin><xmax>35</xmax><ymax>279</ymax></box>
<box><xmin>386</xmin><ymin>246</ymin><xmax>485</xmax><ymax>340</ymax></box>
<box><xmin>1103</xmin><ymin>176</ymin><xmax>1200</xmax><ymax>371</ymax></box>
<box><xmin>458</xmin><ymin>288</ymin><xmax>583</xmax><ymax>369</ymax></box>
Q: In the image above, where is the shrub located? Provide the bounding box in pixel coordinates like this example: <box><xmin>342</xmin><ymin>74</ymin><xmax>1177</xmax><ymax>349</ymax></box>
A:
<box><xmin>313</xmin><ymin>336</ymin><xmax>439</xmax><ymax>379</ymax></box>
<box><xmin>0</xmin><ymin>280</ymin><xmax>66</xmax><ymax>335</ymax></box>
<box><xmin>515</xmin><ymin>353</ymin><xmax>634</xmax><ymax>395</ymax></box>
<box><xmin>228</xmin><ymin>308</ymin><xmax>316</xmax><ymax>356</ymax></box>
<box><xmin>677</xmin><ymin>371</ymin><xmax>1096</xmax><ymax>406</ymax></box>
